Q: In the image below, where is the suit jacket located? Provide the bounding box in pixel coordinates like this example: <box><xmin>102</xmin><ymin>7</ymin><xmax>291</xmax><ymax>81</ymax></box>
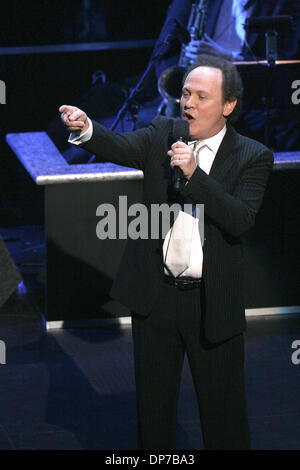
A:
<box><xmin>82</xmin><ymin>115</ymin><xmax>273</xmax><ymax>342</ymax></box>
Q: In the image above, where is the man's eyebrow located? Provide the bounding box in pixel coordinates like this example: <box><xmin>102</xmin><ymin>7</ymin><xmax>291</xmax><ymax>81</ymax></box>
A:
<box><xmin>182</xmin><ymin>87</ymin><xmax>209</xmax><ymax>95</ymax></box>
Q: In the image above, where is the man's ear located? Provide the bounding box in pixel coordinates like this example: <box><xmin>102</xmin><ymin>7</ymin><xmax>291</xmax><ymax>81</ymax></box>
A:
<box><xmin>223</xmin><ymin>99</ymin><xmax>237</xmax><ymax>118</ymax></box>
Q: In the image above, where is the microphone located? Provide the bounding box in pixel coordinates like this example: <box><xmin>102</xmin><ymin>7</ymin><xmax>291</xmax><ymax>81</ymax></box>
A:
<box><xmin>172</xmin><ymin>119</ymin><xmax>189</xmax><ymax>191</ymax></box>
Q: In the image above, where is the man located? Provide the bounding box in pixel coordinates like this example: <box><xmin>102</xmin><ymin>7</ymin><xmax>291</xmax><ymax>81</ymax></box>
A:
<box><xmin>155</xmin><ymin>0</ymin><xmax>300</xmax><ymax>77</ymax></box>
<box><xmin>59</xmin><ymin>54</ymin><xmax>273</xmax><ymax>450</ymax></box>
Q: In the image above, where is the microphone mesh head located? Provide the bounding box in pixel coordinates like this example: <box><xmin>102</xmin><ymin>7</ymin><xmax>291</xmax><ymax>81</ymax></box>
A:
<box><xmin>173</xmin><ymin>119</ymin><xmax>189</xmax><ymax>142</ymax></box>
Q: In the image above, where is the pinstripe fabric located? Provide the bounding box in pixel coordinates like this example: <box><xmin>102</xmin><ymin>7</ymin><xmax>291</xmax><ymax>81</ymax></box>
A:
<box><xmin>180</xmin><ymin>130</ymin><xmax>274</xmax><ymax>341</ymax></box>
<box><xmin>131</xmin><ymin>280</ymin><xmax>250</xmax><ymax>450</ymax></box>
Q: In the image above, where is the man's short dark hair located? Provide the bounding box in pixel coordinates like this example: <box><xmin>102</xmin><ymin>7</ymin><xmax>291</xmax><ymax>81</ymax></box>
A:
<box><xmin>182</xmin><ymin>54</ymin><xmax>243</xmax><ymax>122</ymax></box>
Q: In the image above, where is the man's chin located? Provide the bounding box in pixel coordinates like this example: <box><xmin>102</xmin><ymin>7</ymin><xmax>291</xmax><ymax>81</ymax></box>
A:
<box><xmin>181</xmin><ymin>117</ymin><xmax>202</xmax><ymax>140</ymax></box>
<box><xmin>188</xmin><ymin>123</ymin><xmax>198</xmax><ymax>140</ymax></box>
<box><xmin>183</xmin><ymin>118</ymin><xmax>194</xmax><ymax>136</ymax></box>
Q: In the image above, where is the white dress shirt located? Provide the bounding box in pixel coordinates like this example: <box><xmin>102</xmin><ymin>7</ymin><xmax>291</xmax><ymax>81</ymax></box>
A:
<box><xmin>163</xmin><ymin>125</ymin><xmax>227</xmax><ymax>278</ymax></box>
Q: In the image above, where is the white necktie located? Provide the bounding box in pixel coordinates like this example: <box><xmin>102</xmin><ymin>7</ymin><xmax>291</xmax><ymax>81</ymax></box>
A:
<box><xmin>165</xmin><ymin>210</ymin><xmax>195</xmax><ymax>277</ymax></box>
<box><xmin>165</xmin><ymin>142</ymin><xmax>206</xmax><ymax>278</ymax></box>
<box><xmin>193</xmin><ymin>141</ymin><xmax>206</xmax><ymax>167</ymax></box>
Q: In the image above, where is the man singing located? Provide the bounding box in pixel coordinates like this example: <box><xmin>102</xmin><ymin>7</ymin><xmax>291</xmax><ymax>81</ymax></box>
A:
<box><xmin>59</xmin><ymin>54</ymin><xmax>273</xmax><ymax>450</ymax></box>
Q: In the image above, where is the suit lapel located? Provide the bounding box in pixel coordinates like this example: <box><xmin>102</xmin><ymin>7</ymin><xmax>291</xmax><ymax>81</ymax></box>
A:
<box><xmin>209</xmin><ymin>123</ymin><xmax>239</xmax><ymax>183</ymax></box>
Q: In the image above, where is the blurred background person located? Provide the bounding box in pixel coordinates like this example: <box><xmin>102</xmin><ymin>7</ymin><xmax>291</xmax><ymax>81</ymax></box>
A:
<box><xmin>153</xmin><ymin>0</ymin><xmax>300</xmax><ymax>151</ymax></box>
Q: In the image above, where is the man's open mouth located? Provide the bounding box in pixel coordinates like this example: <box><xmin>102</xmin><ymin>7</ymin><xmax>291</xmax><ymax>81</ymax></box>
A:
<box><xmin>183</xmin><ymin>112</ymin><xmax>194</xmax><ymax>121</ymax></box>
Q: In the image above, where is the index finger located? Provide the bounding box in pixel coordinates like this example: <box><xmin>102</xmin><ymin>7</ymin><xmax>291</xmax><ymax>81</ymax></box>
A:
<box><xmin>203</xmin><ymin>33</ymin><xmax>215</xmax><ymax>44</ymax></box>
<box><xmin>59</xmin><ymin>105</ymin><xmax>76</xmax><ymax>114</ymax></box>
<box><xmin>171</xmin><ymin>141</ymin><xmax>188</xmax><ymax>150</ymax></box>
<box><xmin>59</xmin><ymin>105</ymin><xmax>69</xmax><ymax>113</ymax></box>
<box><xmin>189</xmin><ymin>39</ymin><xmax>202</xmax><ymax>46</ymax></box>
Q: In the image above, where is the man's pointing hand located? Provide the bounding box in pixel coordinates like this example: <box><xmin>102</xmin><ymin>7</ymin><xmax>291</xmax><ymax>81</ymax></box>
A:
<box><xmin>59</xmin><ymin>105</ymin><xmax>89</xmax><ymax>134</ymax></box>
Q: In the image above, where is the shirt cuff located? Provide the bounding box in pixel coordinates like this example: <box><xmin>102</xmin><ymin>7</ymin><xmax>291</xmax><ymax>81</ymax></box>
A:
<box><xmin>68</xmin><ymin>117</ymin><xmax>93</xmax><ymax>145</ymax></box>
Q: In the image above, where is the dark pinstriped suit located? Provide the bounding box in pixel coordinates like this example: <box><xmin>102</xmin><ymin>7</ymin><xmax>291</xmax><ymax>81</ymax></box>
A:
<box><xmin>82</xmin><ymin>115</ymin><xmax>273</xmax><ymax>449</ymax></box>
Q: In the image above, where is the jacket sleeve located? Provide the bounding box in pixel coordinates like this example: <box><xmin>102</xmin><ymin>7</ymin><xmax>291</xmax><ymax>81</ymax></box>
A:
<box><xmin>180</xmin><ymin>148</ymin><xmax>274</xmax><ymax>238</ymax></box>
<box><xmin>80</xmin><ymin>118</ymin><xmax>157</xmax><ymax>171</ymax></box>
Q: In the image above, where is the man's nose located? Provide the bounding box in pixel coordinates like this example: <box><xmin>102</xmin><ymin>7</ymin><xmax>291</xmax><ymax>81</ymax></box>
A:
<box><xmin>185</xmin><ymin>95</ymin><xmax>195</xmax><ymax>108</ymax></box>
